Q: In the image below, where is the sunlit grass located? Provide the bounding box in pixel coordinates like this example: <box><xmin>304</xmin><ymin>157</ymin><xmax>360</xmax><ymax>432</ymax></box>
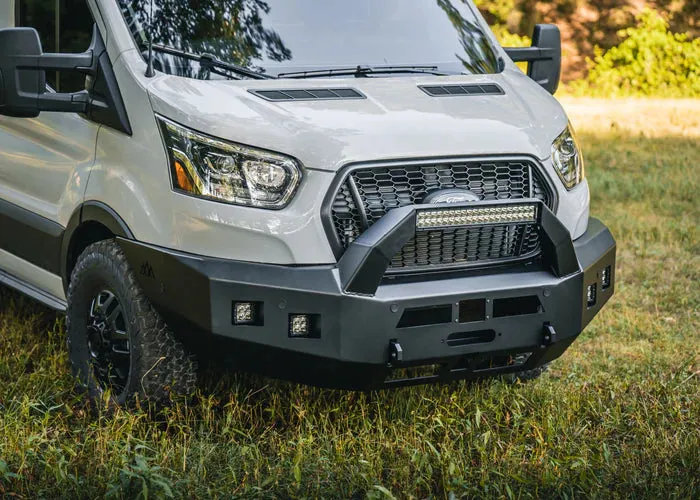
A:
<box><xmin>1</xmin><ymin>99</ymin><xmax>698</xmax><ymax>498</ymax></box>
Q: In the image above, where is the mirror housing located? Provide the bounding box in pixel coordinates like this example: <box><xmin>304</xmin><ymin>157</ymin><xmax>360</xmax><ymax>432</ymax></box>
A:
<box><xmin>504</xmin><ymin>24</ymin><xmax>562</xmax><ymax>94</ymax></box>
<box><xmin>0</xmin><ymin>25</ymin><xmax>131</xmax><ymax>134</ymax></box>
<box><xmin>0</xmin><ymin>28</ymin><xmax>47</xmax><ymax>117</ymax></box>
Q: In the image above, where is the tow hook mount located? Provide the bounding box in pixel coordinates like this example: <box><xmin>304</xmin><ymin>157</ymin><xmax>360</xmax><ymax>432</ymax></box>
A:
<box><xmin>542</xmin><ymin>323</ymin><xmax>557</xmax><ymax>346</ymax></box>
<box><xmin>388</xmin><ymin>339</ymin><xmax>403</xmax><ymax>365</ymax></box>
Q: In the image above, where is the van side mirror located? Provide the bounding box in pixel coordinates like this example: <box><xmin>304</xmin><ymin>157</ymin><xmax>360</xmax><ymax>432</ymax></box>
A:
<box><xmin>0</xmin><ymin>25</ymin><xmax>131</xmax><ymax>134</ymax></box>
<box><xmin>504</xmin><ymin>24</ymin><xmax>562</xmax><ymax>94</ymax></box>
<box><xmin>0</xmin><ymin>29</ymin><xmax>46</xmax><ymax>117</ymax></box>
<box><xmin>0</xmin><ymin>28</ymin><xmax>94</xmax><ymax>117</ymax></box>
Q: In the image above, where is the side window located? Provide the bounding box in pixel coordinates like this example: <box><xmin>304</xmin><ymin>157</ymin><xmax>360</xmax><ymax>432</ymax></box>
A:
<box><xmin>16</xmin><ymin>0</ymin><xmax>94</xmax><ymax>92</ymax></box>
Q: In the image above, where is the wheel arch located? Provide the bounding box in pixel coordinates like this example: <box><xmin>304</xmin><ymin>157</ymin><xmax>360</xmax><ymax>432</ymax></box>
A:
<box><xmin>61</xmin><ymin>201</ymin><xmax>134</xmax><ymax>291</ymax></box>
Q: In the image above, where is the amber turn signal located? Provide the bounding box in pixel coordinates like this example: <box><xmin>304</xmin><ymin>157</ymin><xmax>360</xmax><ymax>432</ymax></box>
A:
<box><xmin>174</xmin><ymin>160</ymin><xmax>195</xmax><ymax>192</ymax></box>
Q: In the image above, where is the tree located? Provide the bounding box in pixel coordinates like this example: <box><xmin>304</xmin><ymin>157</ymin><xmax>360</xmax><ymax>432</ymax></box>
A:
<box><xmin>576</xmin><ymin>9</ymin><xmax>700</xmax><ymax>97</ymax></box>
<box><xmin>121</xmin><ymin>0</ymin><xmax>291</xmax><ymax>77</ymax></box>
<box><xmin>473</xmin><ymin>0</ymin><xmax>698</xmax><ymax>80</ymax></box>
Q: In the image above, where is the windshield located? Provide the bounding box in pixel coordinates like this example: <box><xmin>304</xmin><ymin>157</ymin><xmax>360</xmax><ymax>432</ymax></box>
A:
<box><xmin>119</xmin><ymin>0</ymin><xmax>502</xmax><ymax>79</ymax></box>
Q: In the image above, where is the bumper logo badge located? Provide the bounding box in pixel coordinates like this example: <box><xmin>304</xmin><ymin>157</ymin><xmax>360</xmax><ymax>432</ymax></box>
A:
<box><xmin>423</xmin><ymin>188</ymin><xmax>480</xmax><ymax>204</ymax></box>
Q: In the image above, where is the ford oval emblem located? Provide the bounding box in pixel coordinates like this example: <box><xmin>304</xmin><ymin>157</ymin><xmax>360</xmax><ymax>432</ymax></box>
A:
<box><xmin>423</xmin><ymin>188</ymin><xmax>480</xmax><ymax>204</ymax></box>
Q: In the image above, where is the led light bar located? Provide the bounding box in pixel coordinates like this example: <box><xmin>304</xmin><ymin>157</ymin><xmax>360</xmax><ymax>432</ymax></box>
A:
<box><xmin>416</xmin><ymin>204</ymin><xmax>538</xmax><ymax>229</ymax></box>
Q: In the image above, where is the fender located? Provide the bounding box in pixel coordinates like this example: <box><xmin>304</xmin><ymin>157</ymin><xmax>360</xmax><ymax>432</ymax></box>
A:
<box><xmin>61</xmin><ymin>201</ymin><xmax>134</xmax><ymax>289</ymax></box>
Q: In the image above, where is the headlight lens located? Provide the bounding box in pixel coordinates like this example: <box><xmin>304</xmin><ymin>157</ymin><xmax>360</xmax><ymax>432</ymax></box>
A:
<box><xmin>157</xmin><ymin>116</ymin><xmax>302</xmax><ymax>208</ymax></box>
<box><xmin>552</xmin><ymin>124</ymin><xmax>585</xmax><ymax>190</ymax></box>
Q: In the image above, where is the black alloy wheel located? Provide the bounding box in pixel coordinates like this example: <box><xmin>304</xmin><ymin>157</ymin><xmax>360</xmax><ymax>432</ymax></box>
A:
<box><xmin>86</xmin><ymin>290</ymin><xmax>131</xmax><ymax>393</ymax></box>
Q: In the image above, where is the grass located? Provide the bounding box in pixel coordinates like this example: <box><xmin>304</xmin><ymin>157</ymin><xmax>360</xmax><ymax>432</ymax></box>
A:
<box><xmin>1</xmin><ymin>98</ymin><xmax>699</xmax><ymax>499</ymax></box>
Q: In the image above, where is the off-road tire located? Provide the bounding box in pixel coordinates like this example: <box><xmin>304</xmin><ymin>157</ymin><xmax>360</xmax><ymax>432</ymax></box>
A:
<box><xmin>66</xmin><ymin>240</ymin><xmax>197</xmax><ymax>406</ymax></box>
<box><xmin>506</xmin><ymin>363</ymin><xmax>550</xmax><ymax>383</ymax></box>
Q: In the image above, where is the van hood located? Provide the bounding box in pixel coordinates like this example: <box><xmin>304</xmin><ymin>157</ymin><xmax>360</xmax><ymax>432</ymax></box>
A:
<box><xmin>147</xmin><ymin>70</ymin><xmax>568</xmax><ymax>172</ymax></box>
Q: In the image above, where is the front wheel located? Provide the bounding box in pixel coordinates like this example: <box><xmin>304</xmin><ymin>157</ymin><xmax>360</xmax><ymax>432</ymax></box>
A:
<box><xmin>66</xmin><ymin>240</ymin><xmax>197</xmax><ymax>407</ymax></box>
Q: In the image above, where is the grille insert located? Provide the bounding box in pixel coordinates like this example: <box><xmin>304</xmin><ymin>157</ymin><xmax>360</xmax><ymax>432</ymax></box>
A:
<box><xmin>392</xmin><ymin>223</ymin><xmax>541</xmax><ymax>271</ymax></box>
<box><xmin>397</xmin><ymin>305</ymin><xmax>452</xmax><ymax>328</ymax></box>
<box><xmin>331</xmin><ymin>180</ymin><xmax>364</xmax><ymax>248</ymax></box>
<box><xmin>328</xmin><ymin>158</ymin><xmax>554</xmax><ymax>272</ymax></box>
<box><xmin>493</xmin><ymin>295</ymin><xmax>542</xmax><ymax>317</ymax></box>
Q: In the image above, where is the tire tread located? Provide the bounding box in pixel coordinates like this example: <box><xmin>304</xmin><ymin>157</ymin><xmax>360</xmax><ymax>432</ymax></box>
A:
<box><xmin>67</xmin><ymin>240</ymin><xmax>197</xmax><ymax>406</ymax></box>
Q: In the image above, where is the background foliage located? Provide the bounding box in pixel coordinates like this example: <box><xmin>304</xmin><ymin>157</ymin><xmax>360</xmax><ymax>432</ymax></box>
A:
<box><xmin>572</xmin><ymin>10</ymin><xmax>700</xmax><ymax>97</ymax></box>
<box><xmin>475</xmin><ymin>0</ymin><xmax>699</xmax><ymax>96</ymax></box>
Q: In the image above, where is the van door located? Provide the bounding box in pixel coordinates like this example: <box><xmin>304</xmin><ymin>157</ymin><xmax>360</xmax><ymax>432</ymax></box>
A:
<box><xmin>0</xmin><ymin>0</ymin><xmax>99</xmax><ymax>285</ymax></box>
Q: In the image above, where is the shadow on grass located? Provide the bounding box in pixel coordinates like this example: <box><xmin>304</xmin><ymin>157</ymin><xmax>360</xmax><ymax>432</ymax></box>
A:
<box><xmin>0</xmin><ymin>286</ymin><xmax>62</xmax><ymax>333</ymax></box>
<box><xmin>1</xmin><ymin>284</ymin><xmax>488</xmax><ymax>428</ymax></box>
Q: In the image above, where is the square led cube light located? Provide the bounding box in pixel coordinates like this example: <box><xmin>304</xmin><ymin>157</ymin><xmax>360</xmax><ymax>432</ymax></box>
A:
<box><xmin>289</xmin><ymin>314</ymin><xmax>310</xmax><ymax>337</ymax></box>
<box><xmin>232</xmin><ymin>301</ymin><xmax>263</xmax><ymax>325</ymax></box>
<box><xmin>586</xmin><ymin>284</ymin><xmax>597</xmax><ymax>308</ymax></box>
<box><xmin>235</xmin><ymin>303</ymin><xmax>253</xmax><ymax>323</ymax></box>
<box><xmin>601</xmin><ymin>265</ymin><xmax>612</xmax><ymax>290</ymax></box>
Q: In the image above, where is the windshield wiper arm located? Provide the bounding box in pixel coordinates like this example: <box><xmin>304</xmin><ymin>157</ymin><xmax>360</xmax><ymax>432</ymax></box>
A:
<box><xmin>278</xmin><ymin>65</ymin><xmax>449</xmax><ymax>79</ymax></box>
<box><xmin>151</xmin><ymin>44</ymin><xmax>274</xmax><ymax>80</ymax></box>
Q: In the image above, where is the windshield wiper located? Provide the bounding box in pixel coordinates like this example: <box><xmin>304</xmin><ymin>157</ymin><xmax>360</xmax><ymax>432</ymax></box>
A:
<box><xmin>278</xmin><ymin>65</ymin><xmax>450</xmax><ymax>79</ymax></box>
<box><xmin>150</xmin><ymin>44</ymin><xmax>274</xmax><ymax>80</ymax></box>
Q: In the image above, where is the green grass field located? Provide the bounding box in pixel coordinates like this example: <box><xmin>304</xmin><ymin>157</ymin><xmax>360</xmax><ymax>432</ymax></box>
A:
<box><xmin>1</xmin><ymin>99</ymin><xmax>698</xmax><ymax>499</ymax></box>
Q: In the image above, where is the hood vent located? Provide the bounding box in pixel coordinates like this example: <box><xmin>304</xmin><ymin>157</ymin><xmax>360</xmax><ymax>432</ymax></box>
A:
<box><xmin>419</xmin><ymin>84</ymin><xmax>505</xmax><ymax>97</ymax></box>
<box><xmin>249</xmin><ymin>88</ymin><xmax>365</xmax><ymax>102</ymax></box>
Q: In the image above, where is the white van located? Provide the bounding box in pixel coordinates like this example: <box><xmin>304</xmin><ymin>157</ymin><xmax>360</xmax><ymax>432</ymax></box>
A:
<box><xmin>0</xmin><ymin>0</ymin><xmax>615</xmax><ymax>405</ymax></box>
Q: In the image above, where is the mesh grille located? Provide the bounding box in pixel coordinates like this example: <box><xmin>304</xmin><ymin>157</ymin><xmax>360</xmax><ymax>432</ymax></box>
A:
<box><xmin>329</xmin><ymin>159</ymin><xmax>554</xmax><ymax>272</ymax></box>
<box><xmin>331</xmin><ymin>181</ymin><xmax>363</xmax><ymax>248</ymax></box>
<box><xmin>391</xmin><ymin>224</ymin><xmax>541</xmax><ymax>270</ymax></box>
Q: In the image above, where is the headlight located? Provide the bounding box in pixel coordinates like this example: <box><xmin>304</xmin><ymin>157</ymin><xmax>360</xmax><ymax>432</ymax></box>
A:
<box><xmin>157</xmin><ymin>116</ymin><xmax>302</xmax><ymax>209</ymax></box>
<box><xmin>552</xmin><ymin>124</ymin><xmax>585</xmax><ymax>190</ymax></box>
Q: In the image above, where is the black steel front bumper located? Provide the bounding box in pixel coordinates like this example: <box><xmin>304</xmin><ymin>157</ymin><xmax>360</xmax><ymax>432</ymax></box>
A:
<box><xmin>119</xmin><ymin>202</ymin><xmax>615</xmax><ymax>389</ymax></box>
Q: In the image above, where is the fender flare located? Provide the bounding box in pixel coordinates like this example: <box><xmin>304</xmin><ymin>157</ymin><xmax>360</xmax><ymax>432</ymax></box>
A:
<box><xmin>60</xmin><ymin>201</ymin><xmax>134</xmax><ymax>290</ymax></box>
